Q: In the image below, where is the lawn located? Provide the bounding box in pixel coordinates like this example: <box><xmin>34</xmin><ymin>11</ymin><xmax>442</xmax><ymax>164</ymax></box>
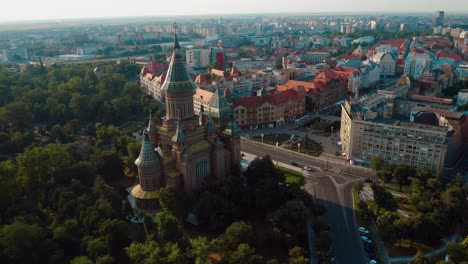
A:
<box><xmin>276</xmin><ymin>166</ymin><xmax>304</xmax><ymax>185</ymax></box>
<box><xmin>252</xmin><ymin>133</ymin><xmax>292</xmax><ymax>145</ymax></box>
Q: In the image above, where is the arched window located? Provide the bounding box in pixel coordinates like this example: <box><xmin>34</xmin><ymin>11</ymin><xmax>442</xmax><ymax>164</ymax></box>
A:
<box><xmin>196</xmin><ymin>158</ymin><xmax>209</xmax><ymax>177</ymax></box>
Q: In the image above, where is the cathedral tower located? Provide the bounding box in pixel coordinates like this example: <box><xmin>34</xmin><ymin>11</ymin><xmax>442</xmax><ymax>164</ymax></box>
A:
<box><xmin>161</xmin><ymin>22</ymin><xmax>197</xmax><ymax>129</ymax></box>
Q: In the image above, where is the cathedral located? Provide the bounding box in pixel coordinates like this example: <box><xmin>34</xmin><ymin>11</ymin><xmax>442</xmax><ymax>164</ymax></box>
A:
<box><xmin>130</xmin><ymin>23</ymin><xmax>241</xmax><ymax>212</ymax></box>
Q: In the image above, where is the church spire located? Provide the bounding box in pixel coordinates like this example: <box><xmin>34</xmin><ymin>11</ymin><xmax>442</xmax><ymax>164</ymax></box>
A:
<box><xmin>135</xmin><ymin>131</ymin><xmax>160</xmax><ymax>167</ymax></box>
<box><xmin>173</xmin><ymin>22</ymin><xmax>181</xmax><ymax>49</ymax></box>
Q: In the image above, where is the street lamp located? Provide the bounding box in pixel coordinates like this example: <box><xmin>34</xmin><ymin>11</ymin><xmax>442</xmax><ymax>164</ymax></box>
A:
<box><xmin>261</xmin><ymin>133</ymin><xmax>264</xmax><ymax>144</ymax></box>
<box><xmin>297</xmin><ymin>142</ymin><xmax>301</xmax><ymax>153</ymax></box>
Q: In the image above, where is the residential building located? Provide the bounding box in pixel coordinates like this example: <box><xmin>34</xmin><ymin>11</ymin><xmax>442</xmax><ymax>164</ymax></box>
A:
<box><xmin>232</xmin><ymin>58</ymin><xmax>276</xmax><ymax>70</ymax></box>
<box><xmin>340</xmin><ymin>84</ymin><xmax>467</xmax><ymax>173</ymax></box>
<box><xmin>300</xmin><ymin>51</ymin><xmax>330</xmax><ymax>65</ymax></box>
<box><xmin>404</xmin><ymin>50</ymin><xmax>435</xmax><ymax>79</ymax></box>
<box><xmin>186</xmin><ymin>49</ymin><xmax>210</xmax><ymax>70</ymax></box>
<box><xmin>232</xmin><ymin>88</ymin><xmax>306</xmax><ymax>129</ymax></box>
<box><xmin>370</xmin><ymin>52</ymin><xmax>396</xmax><ymax>76</ymax></box>
<box><xmin>276</xmin><ymin>69</ymin><xmax>348</xmax><ymax>112</ymax></box>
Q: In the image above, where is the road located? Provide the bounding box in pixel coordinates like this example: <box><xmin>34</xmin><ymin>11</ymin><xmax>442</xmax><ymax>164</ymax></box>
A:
<box><xmin>241</xmin><ymin>139</ymin><xmax>372</xmax><ymax>264</ymax></box>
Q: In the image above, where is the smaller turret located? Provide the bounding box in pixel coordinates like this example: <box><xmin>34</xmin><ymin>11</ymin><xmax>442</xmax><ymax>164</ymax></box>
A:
<box><xmin>147</xmin><ymin>110</ymin><xmax>158</xmax><ymax>147</ymax></box>
<box><xmin>172</xmin><ymin>121</ymin><xmax>186</xmax><ymax>147</ymax></box>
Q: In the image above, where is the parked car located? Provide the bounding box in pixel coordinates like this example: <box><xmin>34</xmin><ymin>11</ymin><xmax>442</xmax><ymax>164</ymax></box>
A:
<box><xmin>360</xmin><ymin>235</ymin><xmax>372</xmax><ymax>244</ymax></box>
<box><xmin>304</xmin><ymin>165</ymin><xmax>313</xmax><ymax>171</ymax></box>
<box><xmin>364</xmin><ymin>178</ymin><xmax>373</xmax><ymax>183</ymax></box>
<box><xmin>359</xmin><ymin>226</ymin><xmax>369</xmax><ymax>235</ymax></box>
<box><xmin>291</xmin><ymin>162</ymin><xmax>300</xmax><ymax>167</ymax></box>
<box><xmin>369</xmin><ymin>260</ymin><xmax>378</xmax><ymax>264</ymax></box>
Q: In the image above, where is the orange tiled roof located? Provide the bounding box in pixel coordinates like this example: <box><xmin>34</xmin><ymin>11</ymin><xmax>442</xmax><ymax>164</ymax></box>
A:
<box><xmin>277</xmin><ymin>80</ymin><xmax>316</xmax><ymax>93</ymax></box>
<box><xmin>194</xmin><ymin>88</ymin><xmax>214</xmax><ymax>103</ymax></box>
<box><xmin>211</xmin><ymin>69</ymin><xmax>225</xmax><ymax>77</ymax></box>
<box><xmin>232</xmin><ymin>89</ymin><xmax>304</xmax><ymax>108</ymax></box>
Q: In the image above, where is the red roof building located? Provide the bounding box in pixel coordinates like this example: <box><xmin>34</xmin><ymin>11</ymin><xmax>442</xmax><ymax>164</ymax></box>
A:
<box><xmin>232</xmin><ymin>88</ymin><xmax>306</xmax><ymax>128</ymax></box>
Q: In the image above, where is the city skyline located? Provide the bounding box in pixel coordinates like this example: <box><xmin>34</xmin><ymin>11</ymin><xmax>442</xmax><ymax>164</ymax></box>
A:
<box><xmin>2</xmin><ymin>0</ymin><xmax>467</xmax><ymax>22</ymax></box>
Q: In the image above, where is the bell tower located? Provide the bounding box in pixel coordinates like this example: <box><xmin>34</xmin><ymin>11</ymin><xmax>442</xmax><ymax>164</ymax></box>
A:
<box><xmin>161</xmin><ymin>22</ymin><xmax>198</xmax><ymax>130</ymax></box>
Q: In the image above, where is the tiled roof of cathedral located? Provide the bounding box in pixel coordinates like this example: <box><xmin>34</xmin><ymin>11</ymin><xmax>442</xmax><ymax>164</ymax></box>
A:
<box><xmin>208</xmin><ymin>88</ymin><xmax>232</xmax><ymax>119</ymax></box>
<box><xmin>161</xmin><ymin>22</ymin><xmax>197</xmax><ymax>93</ymax></box>
<box><xmin>135</xmin><ymin>132</ymin><xmax>160</xmax><ymax>167</ymax></box>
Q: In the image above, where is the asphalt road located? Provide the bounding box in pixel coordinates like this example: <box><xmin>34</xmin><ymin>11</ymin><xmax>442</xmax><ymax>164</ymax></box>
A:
<box><xmin>241</xmin><ymin>139</ymin><xmax>371</xmax><ymax>264</ymax></box>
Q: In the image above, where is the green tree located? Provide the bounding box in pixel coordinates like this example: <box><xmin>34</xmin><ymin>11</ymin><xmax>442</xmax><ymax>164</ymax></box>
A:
<box><xmin>376</xmin><ymin>212</ymin><xmax>398</xmax><ymax>243</ymax></box>
<box><xmin>86</xmin><ymin>237</ymin><xmax>108</xmax><ymax>260</ymax></box>
<box><xmin>99</xmin><ymin>219</ymin><xmax>130</xmax><ymax>256</ymax></box>
<box><xmin>0</xmin><ymin>221</ymin><xmax>51</xmax><ymax>263</ymax></box>
<box><xmin>50</xmin><ymin>124</ymin><xmax>66</xmax><ymax>142</ymax></box>
<box><xmin>126</xmin><ymin>240</ymin><xmax>163</xmax><ymax>264</ymax></box>
<box><xmin>393</xmin><ymin>165</ymin><xmax>414</xmax><ymax>191</ymax></box>
<box><xmin>16</xmin><ymin>143</ymin><xmax>74</xmax><ymax>199</ymax></box>
<box><xmin>0</xmin><ymin>102</ymin><xmax>34</xmax><ymax>130</ymax></box>
<box><xmin>370</xmin><ymin>156</ymin><xmax>386</xmax><ymax>171</ymax></box>
<box><xmin>70</xmin><ymin>256</ymin><xmax>94</xmax><ymax>264</ymax></box>
<box><xmin>91</xmin><ymin>149</ymin><xmax>124</xmax><ymax>182</ymax></box>
<box><xmin>158</xmin><ymin>186</ymin><xmax>191</xmax><ymax>222</ymax></box>
<box><xmin>52</xmin><ymin>218</ymin><xmax>81</xmax><ymax>256</ymax></box>
<box><xmin>371</xmin><ymin>184</ymin><xmax>398</xmax><ymax>212</ymax></box>
<box><xmin>377</xmin><ymin>169</ymin><xmax>393</xmax><ymax>183</ymax></box>
<box><xmin>156</xmin><ymin>210</ymin><xmax>183</xmax><ymax>243</ymax></box>
<box><xmin>189</xmin><ymin>236</ymin><xmax>213</xmax><ymax>264</ymax></box>
<box><xmin>228</xmin><ymin>243</ymin><xmax>264</xmax><ymax>264</ymax></box>
<box><xmin>0</xmin><ymin>160</ymin><xmax>19</xmax><ymax>217</ymax></box>
<box><xmin>217</xmin><ymin>221</ymin><xmax>255</xmax><ymax>253</ymax></box>
<box><xmin>268</xmin><ymin>200</ymin><xmax>307</xmax><ymax>244</ymax></box>
<box><xmin>441</xmin><ymin>180</ymin><xmax>467</xmax><ymax>223</ymax></box>
<box><xmin>446</xmin><ymin>241</ymin><xmax>466</xmax><ymax>264</ymax></box>
<box><xmin>288</xmin><ymin>246</ymin><xmax>310</xmax><ymax>264</ymax></box>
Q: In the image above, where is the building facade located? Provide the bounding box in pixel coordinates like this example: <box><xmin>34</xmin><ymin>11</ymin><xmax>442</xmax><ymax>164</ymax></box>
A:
<box><xmin>370</xmin><ymin>52</ymin><xmax>396</xmax><ymax>76</ymax></box>
<box><xmin>232</xmin><ymin>88</ymin><xmax>306</xmax><ymax>129</ymax></box>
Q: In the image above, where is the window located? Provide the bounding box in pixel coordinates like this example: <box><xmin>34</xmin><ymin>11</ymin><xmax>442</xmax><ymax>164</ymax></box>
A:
<box><xmin>196</xmin><ymin>159</ymin><xmax>209</xmax><ymax>178</ymax></box>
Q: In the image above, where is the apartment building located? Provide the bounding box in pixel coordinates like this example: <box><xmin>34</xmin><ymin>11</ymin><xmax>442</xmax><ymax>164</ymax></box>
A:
<box><xmin>340</xmin><ymin>87</ymin><xmax>467</xmax><ymax>172</ymax></box>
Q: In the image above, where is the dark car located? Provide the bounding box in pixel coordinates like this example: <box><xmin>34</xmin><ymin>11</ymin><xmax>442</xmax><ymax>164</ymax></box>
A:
<box><xmin>291</xmin><ymin>162</ymin><xmax>300</xmax><ymax>167</ymax></box>
<box><xmin>364</xmin><ymin>178</ymin><xmax>373</xmax><ymax>183</ymax></box>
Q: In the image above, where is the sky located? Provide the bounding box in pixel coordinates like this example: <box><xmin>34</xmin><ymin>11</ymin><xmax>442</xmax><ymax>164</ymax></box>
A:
<box><xmin>1</xmin><ymin>0</ymin><xmax>467</xmax><ymax>22</ymax></box>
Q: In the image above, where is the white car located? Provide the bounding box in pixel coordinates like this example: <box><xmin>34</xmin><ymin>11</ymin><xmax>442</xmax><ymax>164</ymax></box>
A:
<box><xmin>369</xmin><ymin>260</ymin><xmax>378</xmax><ymax>264</ymax></box>
<box><xmin>360</xmin><ymin>235</ymin><xmax>372</xmax><ymax>244</ymax></box>
<box><xmin>304</xmin><ymin>165</ymin><xmax>313</xmax><ymax>171</ymax></box>
<box><xmin>359</xmin><ymin>226</ymin><xmax>369</xmax><ymax>235</ymax></box>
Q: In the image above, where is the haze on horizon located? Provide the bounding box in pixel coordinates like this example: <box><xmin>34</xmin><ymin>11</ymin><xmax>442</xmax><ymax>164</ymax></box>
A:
<box><xmin>2</xmin><ymin>0</ymin><xmax>467</xmax><ymax>22</ymax></box>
